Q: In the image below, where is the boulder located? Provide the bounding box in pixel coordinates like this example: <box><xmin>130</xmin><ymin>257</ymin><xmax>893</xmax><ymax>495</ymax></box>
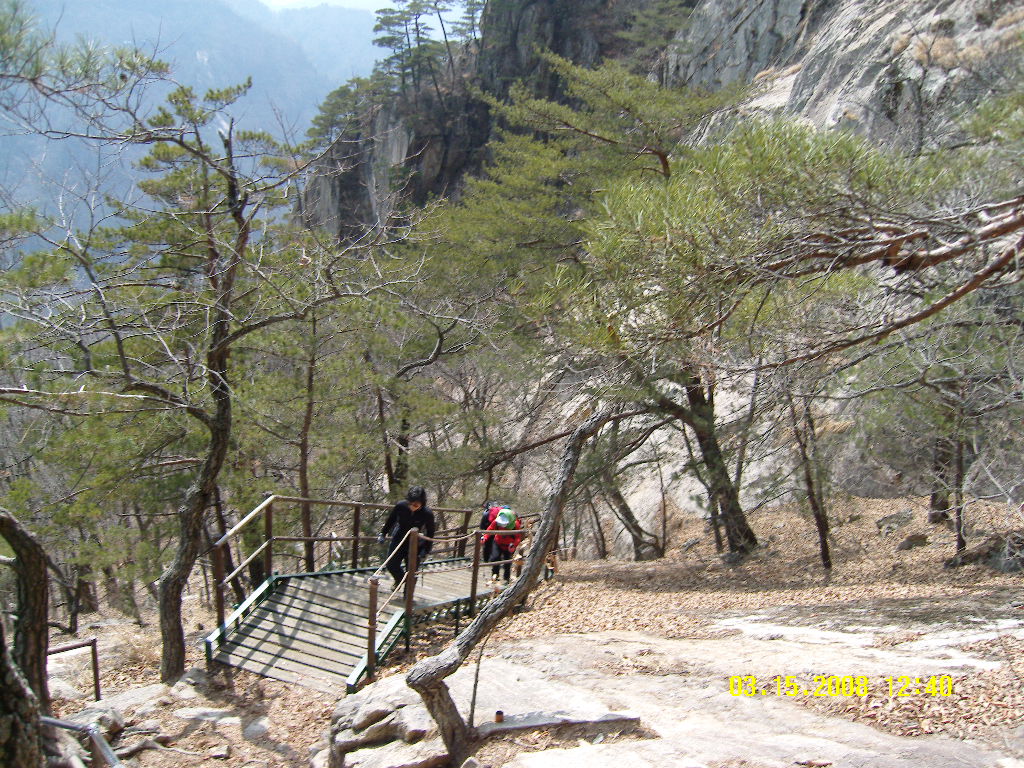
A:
<box><xmin>344</xmin><ymin>737</ymin><xmax>448</xmax><ymax>768</ymax></box>
<box><xmin>341</xmin><ymin>675</ymin><xmax>421</xmax><ymax>732</ymax></box>
<box><xmin>96</xmin><ymin>683</ymin><xmax>170</xmax><ymax>715</ymax></box>
<box><xmin>49</xmin><ymin>677</ymin><xmax>87</xmax><ymax>701</ymax></box>
<box><xmin>876</xmin><ymin>509</ymin><xmax>913</xmax><ymax>536</ymax></box>
<box><xmin>243</xmin><ymin>716</ymin><xmax>272</xmax><ymax>741</ymax></box>
<box><xmin>946</xmin><ymin>532</ymin><xmax>1024</xmax><ymax>572</ymax></box>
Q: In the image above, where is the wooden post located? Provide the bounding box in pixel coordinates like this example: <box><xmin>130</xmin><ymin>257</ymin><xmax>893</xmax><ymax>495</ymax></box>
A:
<box><xmin>404</xmin><ymin>528</ymin><xmax>418</xmax><ymax>651</ymax></box>
<box><xmin>468</xmin><ymin>534</ymin><xmax>481</xmax><ymax>617</ymax></box>
<box><xmin>212</xmin><ymin>543</ymin><xmax>226</xmax><ymax>629</ymax></box>
<box><xmin>89</xmin><ymin>639</ymin><xmax>101</xmax><ymax>701</ymax></box>
<box><xmin>351</xmin><ymin>505</ymin><xmax>362</xmax><ymax>569</ymax></box>
<box><xmin>302</xmin><ymin>499</ymin><xmax>314</xmax><ymax>574</ymax></box>
<box><xmin>367</xmin><ymin>577</ymin><xmax>378</xmax><ymax>681</ymax></box>
<box><xmin>458</xmin><ymin>510</ymin><xmax>472</xmax><ymax>557</ymax></box>
<box><xmin>264</xmin><ymin>501</ymin><xmax>274</xmax><ymax>578</ymax></box>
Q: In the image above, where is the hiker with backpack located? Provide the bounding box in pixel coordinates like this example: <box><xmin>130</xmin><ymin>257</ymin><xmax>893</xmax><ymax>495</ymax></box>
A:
<box><xmin>378</xmin><ymin>486</ymin><xmax>435</xmax><ymax>587</ymax></box>
<box><xmin>480</xmin><ymin>503</ymin><xmax>522</xmax><ymax>583</ymax></box>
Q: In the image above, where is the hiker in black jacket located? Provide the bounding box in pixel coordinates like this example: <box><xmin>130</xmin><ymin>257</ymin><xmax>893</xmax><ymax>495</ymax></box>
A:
<box><xmin>378</xmin><ymin>486</ymin><xmax>435</xmax><ymax>586</ymax></box>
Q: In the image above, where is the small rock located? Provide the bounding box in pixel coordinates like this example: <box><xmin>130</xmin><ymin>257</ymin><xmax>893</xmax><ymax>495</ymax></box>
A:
<box><xmin>181</xmin><ymin>667</ymin><xmax>209</xmax><ymax>687</ymax></box>
<box><xmin>134</xmin><ymin>695</ymin><xmax>173</xmax><ymax>718</ymax></box>
<box><xmin>243</xmin><ymin>716</ymin><xmax>272</xmax><ymax>741</ymax></box>
<box><xmin>460</xmin><ymin>759</ymin><xmax>482</xmax><ymax>768</ymax></box>
<box><xmin>208</xmin><ymin>744</ymin><xmax>231</xmax><ymax>759</ymax></box>
<box><xmin>310</xmin><ymin>748</ymin><xmax>330</xmax><ymax>768</ymax></box>
<box><xmin>174</xmin><ymin>707</ymin><xmax>241</xmax><ymax>726</ymax></box>
<box><xmin>896</xmin><ymin>533</ymin><xmax>929</xmax><ymax>551</ymax></box>
<box><xmin>170</xmin><ymin>681</ymin><xmax>199</xmax><ymax>700</ymax></box>
<box><xmin>49</xmin><ymin>677</ymin><xmax>87</xmax><ymax>701</ymax></box>
<box><xmin>67</xmin><ymin>704</ymin><xmax>125</xmax><ymax>738</ymax></box>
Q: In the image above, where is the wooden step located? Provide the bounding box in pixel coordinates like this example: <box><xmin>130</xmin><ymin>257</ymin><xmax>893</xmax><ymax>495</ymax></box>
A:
<box><xmin>226</xmin><ymin>622</ymin><xmax>364</xmax><ymax>667</ymax></box>
<box><xmin>245</xmin><ymin>605</ymin><xmax>378</xmax><ymax>654</ymax></box>
<box><xmin>214</xmin><ymin>641</ymin><xmax>352</xmax><ymax>693</ymax></box>
<box><xmin>260</xmin><ymin>593</ymin><xmax>387</xmax><ymax>636</ymax></box>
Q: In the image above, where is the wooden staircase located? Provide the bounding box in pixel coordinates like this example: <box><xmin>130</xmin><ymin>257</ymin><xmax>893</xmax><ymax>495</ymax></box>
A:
<box><xmin>206</xmin><ymin>563</ymin><xmax>487</xmax><ymax>693</ymax></box>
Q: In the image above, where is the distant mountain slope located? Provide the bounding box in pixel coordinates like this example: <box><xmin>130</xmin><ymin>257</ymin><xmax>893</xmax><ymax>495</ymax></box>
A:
<box><xmin>30</xmin><ymin>0</ymin><xmax>378</xmax><ymax>130</ymax></box>
<box><xmin>5</xmin><ymin>1</ymin><xmax>378</xmax><ymax>215</ymax></box>
<box><xmin>223</xmin><ymin>1</ymin><xmax>380</xmax><ymax>85</ymax></box>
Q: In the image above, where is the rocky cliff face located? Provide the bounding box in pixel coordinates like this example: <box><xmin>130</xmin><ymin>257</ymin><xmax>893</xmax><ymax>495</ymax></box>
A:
<box><xmin>304</xmin><ymin>0</ymin><xmax>1024</xmax><ymax>237</ymax></box>
<box><xmin>300</xmin><ymin>0</ymin><xmax>639</xmax><ymax>237</ymax></box>
<box><xmin>672</xmin><ymin>0</ymin><xmax>1024</xmax><ymax>151</ymax></box>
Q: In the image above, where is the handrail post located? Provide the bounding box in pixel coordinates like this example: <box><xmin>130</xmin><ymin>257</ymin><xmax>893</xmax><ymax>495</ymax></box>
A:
<box><xmin>367</xmin><ymin>577</ymin><xmax>378</xmax><ymax>682</ymax></box>
<box><xmin>302</xmin><ymin>497</ymin><xmax>314</xmax><ymax>573</ymax></box>
<box><xmin>89</xmin><ymin>639</ymin><xmax>101</xmax><ymax>701</ymax></box>
<box><xmin>404</xmin><ymin>528</ymin><xmax>419</xmax><ymax>650</ymax></box>
<box><xmin>351</xmin><ymin>504</ymin><xmax>362</xmax><ymax>569</ymax></box>
<box><xmin>468</xmin><ymin>533</ymin><xmax>481</xmax><ymax>617</ymax></box>
<box><xmin>212</xmin><ymin>543</ymin><xmax>226</xmax><ymax>629</ymax></box>
<box><xmin>264</xmin><ymin>501</ymin><xmax>274</xmax><ymax>578</ymax></box>
<box><xmin>458</xmin><ymin>510</ymin><xmax>472</xmax><ymax>557</ymax></box>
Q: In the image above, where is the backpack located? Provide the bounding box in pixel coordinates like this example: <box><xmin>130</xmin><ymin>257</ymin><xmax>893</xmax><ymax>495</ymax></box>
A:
<box><xmin>486</xmin><ymin>505</ymin><xmax>521</xmax><ymax>553</ymax></box>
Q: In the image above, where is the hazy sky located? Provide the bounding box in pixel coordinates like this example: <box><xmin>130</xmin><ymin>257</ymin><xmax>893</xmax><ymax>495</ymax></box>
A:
<box><xmin>262</xmin><ymin>0</ymin><xmax>383</xmax><ymax>10</ymax></box>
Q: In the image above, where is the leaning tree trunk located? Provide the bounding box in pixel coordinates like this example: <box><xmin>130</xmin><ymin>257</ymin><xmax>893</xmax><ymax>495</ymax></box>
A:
<box><xmin>684</xmin><ymin>383</ymin><xmax>758</xmax><ymax>554</ymax></box>
<box><xmin>0</xmin><ymin>510</ymin><xmax>51</xmax><ymax>715</ymax></box>
<box><xmin>0</xmin><ymin>620</ymin><xmax>45</xmax><ymax>768</ymax></box>
<box><xmin>406</xmin><ymin>410</ymin><xmax>618</xmax><ymax>763</ymax></box>
<box><xmin>157</xmin><ymin>362</ymin><xmax>232</xmax><ymax>682</ymax></box>
<box><xmin>787</xmin><ymin>396</ymin><xmax>832</xmax><ymax>570</ymax></box>
<box><xmin>601</xmin><ymin>471</ymin><xmax>662</xmax><ymax>560</ymax></box>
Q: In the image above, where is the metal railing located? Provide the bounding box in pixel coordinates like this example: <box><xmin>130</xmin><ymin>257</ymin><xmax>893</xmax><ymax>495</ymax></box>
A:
<box><xmin>208</xmin><ymin>494</ymin><xmax>478</xmax><ymax>629</ymax></box>
<box><xmin>47</xmin><ymin>638</ymin><xmax>101</xmax><ymax>701</ymax></box>
<box><xmin>41</xmin><ymin>716</ymin><xmax>122</xmax><ymax>767</ymax></box>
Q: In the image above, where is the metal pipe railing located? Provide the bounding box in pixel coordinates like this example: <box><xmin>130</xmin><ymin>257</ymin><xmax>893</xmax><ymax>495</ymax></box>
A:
<box><xmin>41</xmin><ymin>716</ymin><xmax>121</xmax><ymax>766</ymax></box>
<box><xmin>47</xmin><ymin>638</ymin><xmax>101</xmax><ymax>701</ymax></box>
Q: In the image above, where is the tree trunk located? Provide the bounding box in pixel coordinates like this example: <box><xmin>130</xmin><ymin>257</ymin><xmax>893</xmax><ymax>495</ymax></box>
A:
<box><xmin>406</xmin><ymin>410</ymin><xmax>618</xmax><ymax>762</ymax></box>
<box><xmin>683</xmin><ymin>383</ymin><xmax>758</xmax><ymax>554</ymax></box>
<box><xmin>74</xmin><ymin>569</ymin><xmax>98</xmax><ymax>614</ymax></box>
<box><xmin>213</xmin><ymin>489</ymin><xmax>246</xmax><ymax>603</ymax></box>
<box><xmin>601</xmin><ymin>471</ymin><xmax>662</xmax><ymax>560</ymax></box>
<box><xmin>393</xmin><ymin>415</ymin><xmax>411</xmax><ymax>495</ymax></box>
<box><xmin>0</xmin><ymin>510</ymin><xmax>50</xmax><ymax>715</ymax></box>
<box><xmin>587</xmin><ymin>499</ymin><xmax>608</xmax><ymax>559</ymax></box>
<box><xmin>787</xmin><ymin>397</ymin><xmax>831</xmax><ymax>570</ymax></box>
<box><xmin>299</xmin><ymin>315</ymin><xmax>317</xmax><ymax>572</ymax></box>
<box><xmin>929</xmin><ymin>436</ymin><xmax>953</xmax><ymax>524</ymax></box>
<box><xmin>953</xmin><ymin>435</ymin><xmax>966</xmax><ymax>554</ymax></box>
<box><xmin>0</xmin><ymin>620</ymin><xmax>45</xmax><ymax>768</ymax></box>
<box><xmin>156</xmin><ymin>188</ymin><xmax>240</xmax><ymax>681</ymax></box>
<box><xmin>708</xmin><ymin>497</ymin><xmax>725</xmax><ymax>554</ymax></box>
